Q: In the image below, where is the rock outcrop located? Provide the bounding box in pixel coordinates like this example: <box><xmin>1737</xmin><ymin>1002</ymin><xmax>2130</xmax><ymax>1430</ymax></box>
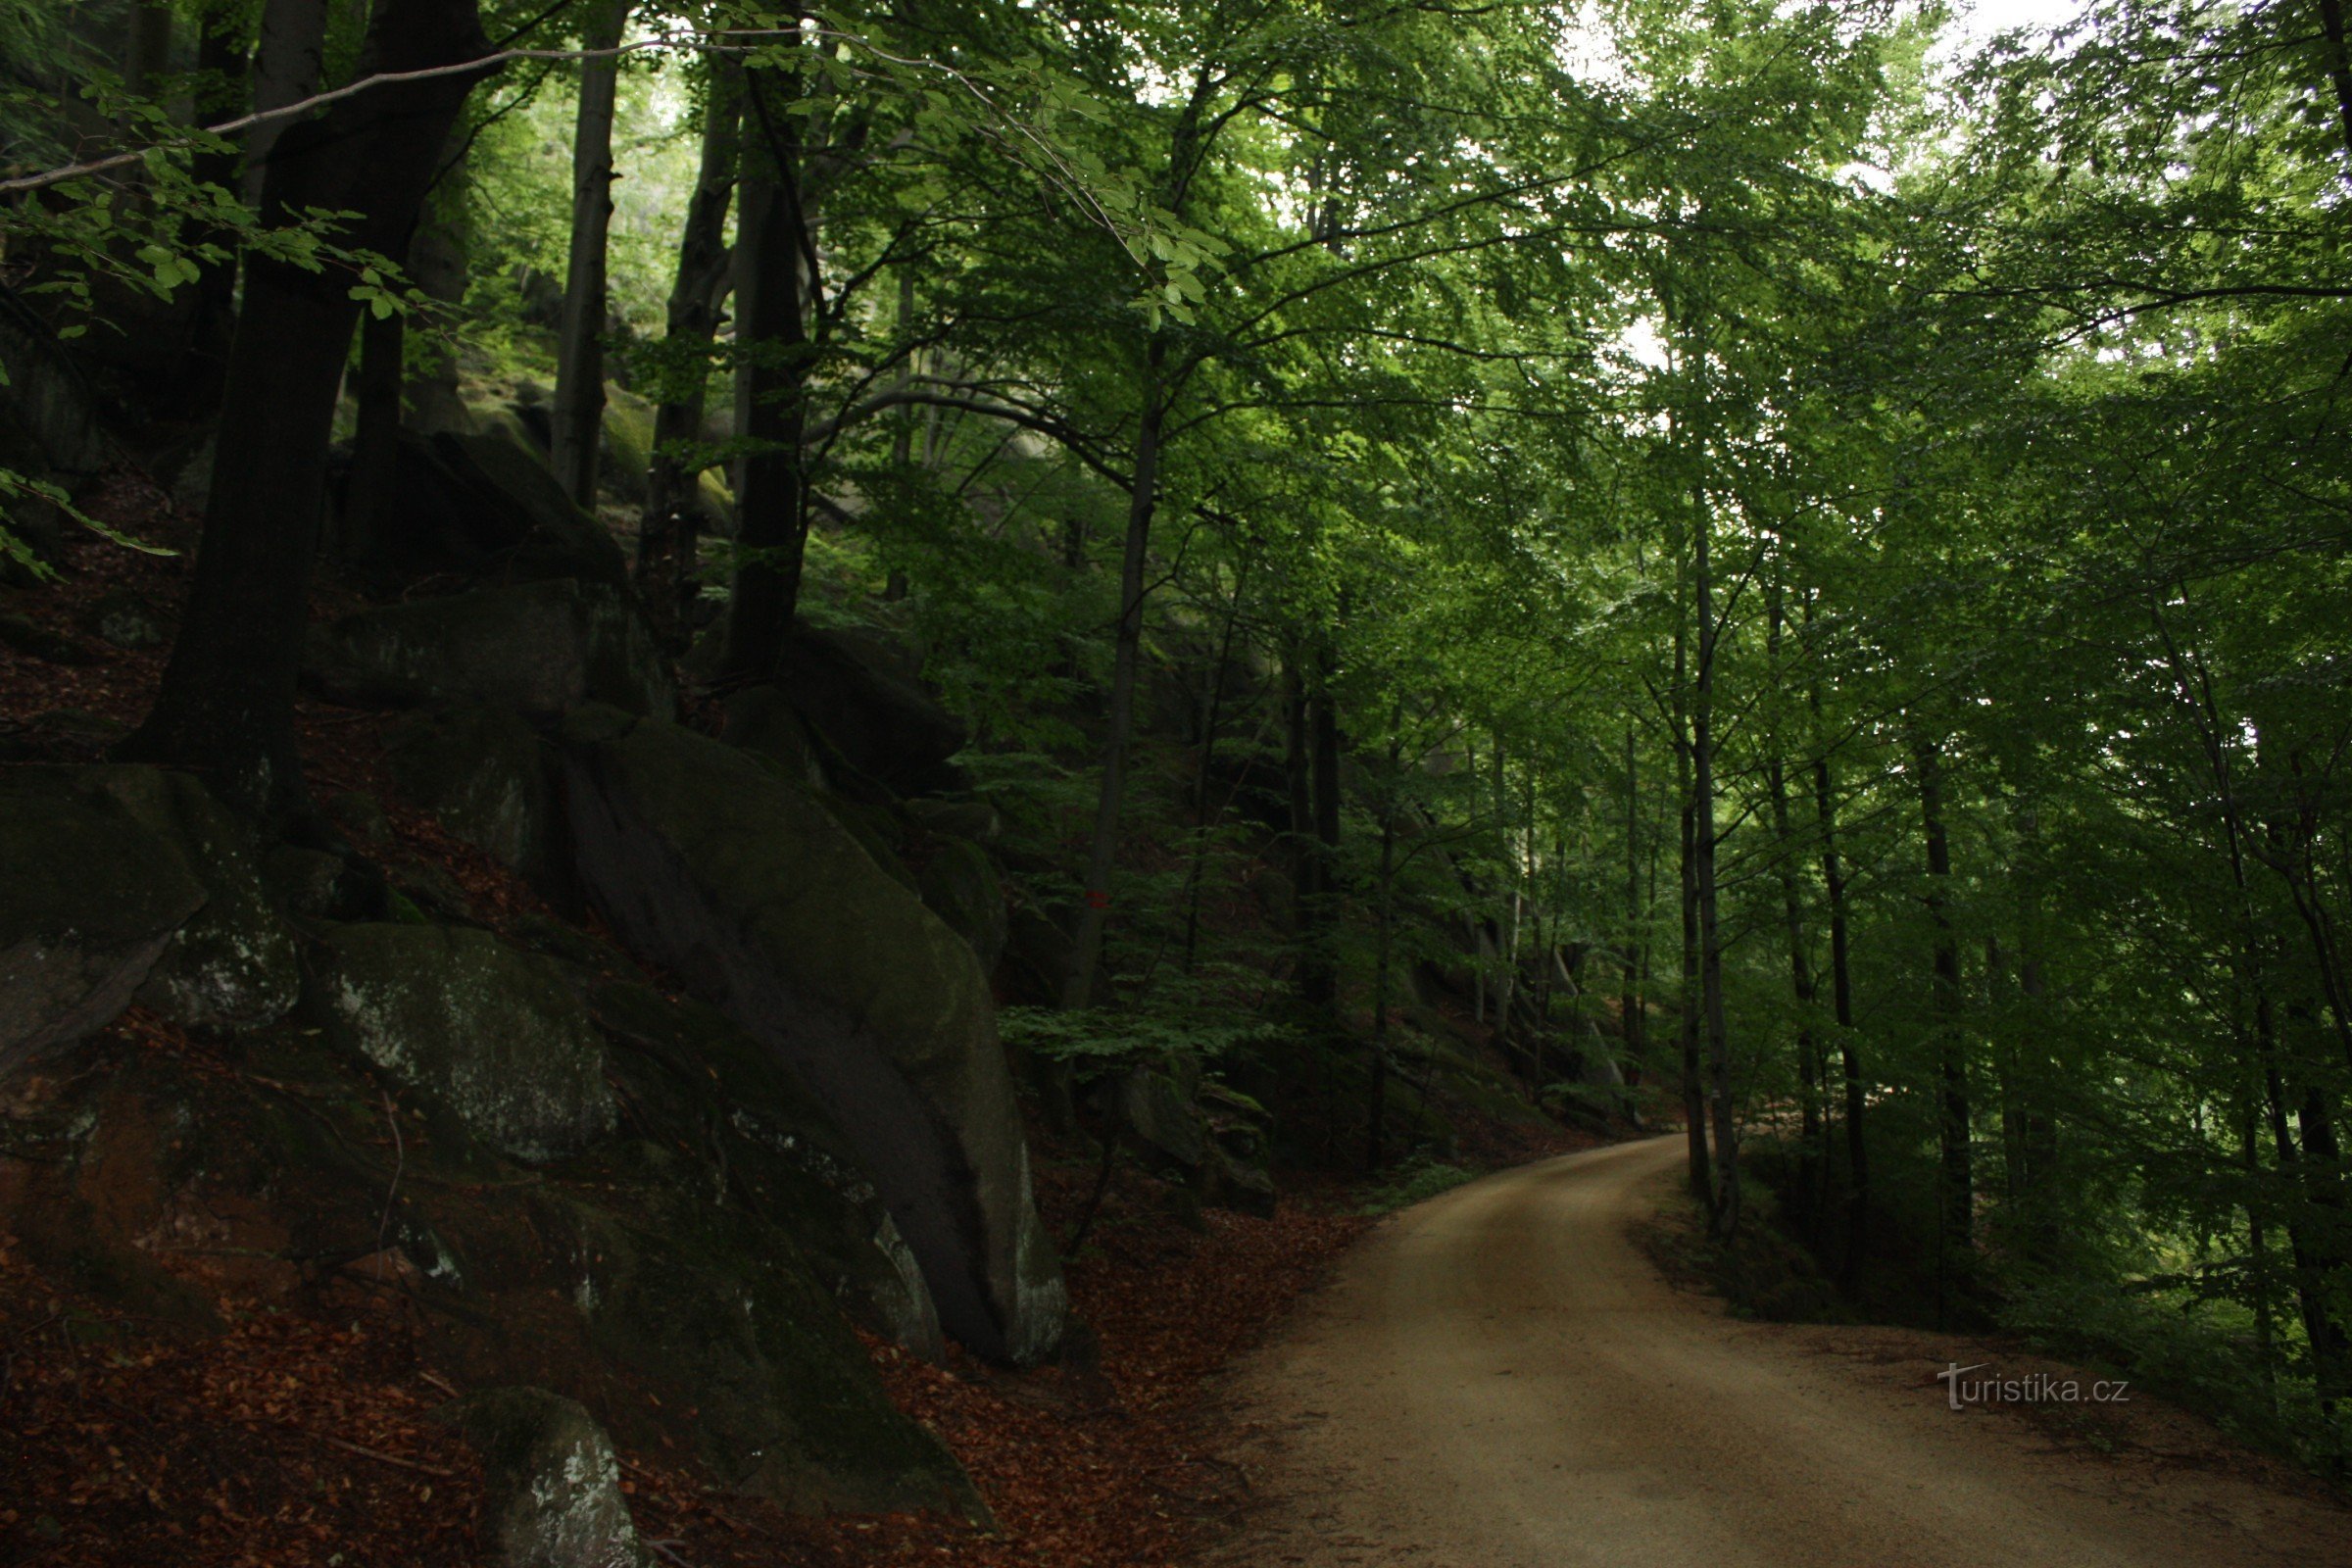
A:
<box><xmin>314</xmin><ymin>923</ymin><xmax>615</xmax><ymax>1163</ymax></box>
<box><xmin>339</xmin><ymin>427</ymin><xmax>629</xmax><ymax>588</ymax></box>
<box><xmin>92</xmin><ymin>766</ymin><xmax>301</xmax><ymax>1032</ymax></box>
<box><xmin>773</xmin><ymin>625</ymin><xmax>966</xmax><ymax>797</ymax></box>
<box><xmin>385</xmin><ymin>702</ymin><xmax>565</xmax><ymax>890</ymax></box>
<box><xmin>0</xmin><ymin>772</ymin><xmax>205</xmax><ymax>1073</ymax></box>
<box><xmin>443</xmin><ymin>1388</ymin><xmax>650</xmax><ymax>1568</ymax></box>
<box><xmin>310</xmin><ymin>577</ymin><xmax>671</xmax><ymax>720</ymax></box>
<box><xmin>562</xmin><ymin>709</ymin><xmax>1065</xmax><ymax>1364</ymax></box>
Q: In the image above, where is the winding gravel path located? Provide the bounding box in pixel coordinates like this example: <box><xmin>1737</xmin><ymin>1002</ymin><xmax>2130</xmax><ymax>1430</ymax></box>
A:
<box><xmin>1198</xmin><ymin>1135</ymin><xmax>2352</xmax><ymax>1567</ymax></box>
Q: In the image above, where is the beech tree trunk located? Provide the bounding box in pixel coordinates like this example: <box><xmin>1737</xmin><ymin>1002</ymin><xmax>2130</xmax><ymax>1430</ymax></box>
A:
<box><xmin>1673</xmin><ymin>615</ymin><xmax>1712</xmax><ymax>1208</ymax></box>
<box><xmin>1813</xmin><ymin>739</ymin><xmax>1867</xmax><ymax>1270</ymax></box>
<box><xmin>1692</xmin><ymin>494</ymin><xmax>1739</xmax><ymax>1240</ymax></box>
<box><xmin>342</xmin><ymin>297</ymin><xmax>405</xmax><ymax>563</ymax></box>
<box><xmin>1915</xmin><ymin>733</ymin><xmax>1973</xmax><ymax>1290</ymax></box>
<box><xmin>1620</xmin><ymin>723</ymin><xmax>1645</xmax><ymax>1076</ymax></box>
<box><xmin>1299</xmin><ymin>648</ymin><xmax>1344</xmax><ymax>1021</ymax></box>
<box><xmin>1284</xmin><ymin>648</ymin><xmax>1315</xmax><ymax>952</ymax></box>
<box><xmin>174</xmin><ymin>12</ymin><xmax>248</xmax><ymax>412</ymax></box>
<box><xmin>1062</xmin><ymin>344</ymin><xmax>1165</xmax><ymax>1008</ymax></box>
<box><xmin>1766</xmin><ymin>583</ymin><xmax>1823</xmax><ymax>1232</ymax></box>
<box><xmin>121</xmin><ymin>0</ymin><xmax>492</xmax><ymax>817</ymax></box>
<box><xmin>638</xmin><ymin>52</ymin><xmax>741</xmax><ymax>646</ymax></box>
<box><xmin>245</xmin><ymin>0</ymin><xmax>329</xmax><ymax>201</ymax></box>
<box><xmin>551</xmin><ymin>0</ymin><xmax>631</xmax><ymax>507</ymax></box>
<box><xmin>717</xmin><ymin>68</ymin><xmax>814</xmax><ymax>684</ymax></box>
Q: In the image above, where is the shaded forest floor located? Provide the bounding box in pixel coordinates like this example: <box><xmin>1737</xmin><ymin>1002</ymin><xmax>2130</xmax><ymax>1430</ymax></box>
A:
<box><xmin>0</xmin><ymin>1071</ymin><xmax>1587</xmax><ymax>1568</ymax></box>
<box><xmin>2</xmin><ymin>472</ymin><xmax>1602</xmax><ymax>1565</ymax></box>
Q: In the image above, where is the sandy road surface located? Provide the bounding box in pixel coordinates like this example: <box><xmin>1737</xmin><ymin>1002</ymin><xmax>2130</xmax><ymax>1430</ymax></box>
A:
<box><xmin>1197</xmin><ymin>1135</ymin><xmax>2352</xmax><ymax>1568</ymax></box>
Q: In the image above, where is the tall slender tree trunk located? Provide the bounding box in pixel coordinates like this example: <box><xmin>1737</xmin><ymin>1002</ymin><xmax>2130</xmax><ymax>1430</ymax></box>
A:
<box><xmin>174</xmin><ymin>12</ymin><xmax>247</xmax><ymax>411</ymax></box>
<box><xmin>1301</xmin><ymin>647</ymin><xmax>1344</xmax><ymax>1022</ymax></box>
<box><xmin>551</xmin><ymin>0</ymin><xmax>631</xmax><ymax>508</ymax></box>
<box><xmin>1915</xmin><ymin>733</ymin><xmax>1972</xmax><ymax>1296</ymax></box>
<box><xmin>1765</xmin><ymin>584</ymin><xmax>1822</xmax><ymax>1233</ymax></box>
<box><xmin>1062</xmin><ymin>342</ymin><xmax>1165</xmax><ymax>1008</ymax></box>
<box><xmin>122</xmin><ymin>0</ymin><xmax>491</xmax><ymax>817</ymax></box>
<box><xmin>717</xmin><ymin>68</ymin><xmax>814</xmax><ymax>684</ymax></box>
<box><xmin>405</xmin><ymin>138</ymin><xmax>475</xmax><ymax>435</ymax></box>
<box><xmin>246</xmin><ymin>0</ymin><xmax>329</xmax><ymax>202</ymax></box>
<box><xmin>1810</xmin><ymin>677</ymin><xmax>1866</xmax><ymax>1271</ymax></box>
<box><xmin>1692</xmin><ymin>493</ymin><xmax>1739</xmax><ymax>1240</ymax></box>
<box><xmin>638</xmin><ymin>52</ymin><xmax>741</xmax><ymax>646</ymax></box>
<box><xmin>1367</xmin><ymin>729</ymin><xmax>1403</xmax><ymax>1170</ymax></box>
<box><xmin>1673</xmin><ymin>615</ymin><xmax>1712</xmax><ymax>1208</ymax></box>
<box><xmin>1284</xmin><ymin>647</ymin><xmax>1316</xmax><ymax>959</ymax></box>
<box><xmin>1181</xmin><ymin>558</ymin><xmax>1250</xmax><ymax>975</ymax></box>
<box><xmin>1620</xmin><ymin>723</ymin><xmax>1645</xmax><ymax>1074</ymax></box>
<box><xmin>341</xmin><ymin>296</ymin><xmax>406</xmax><ymax>563</ymax></box>
<box><xmin>2317</xmin><ymin>0</ymin><xmax>2352</xmax><ymax>168</ymax></box>
<box><xmin>122</xmin><ymin>3</ymin><xmax>174</xmax><ymax>134</ymax></box>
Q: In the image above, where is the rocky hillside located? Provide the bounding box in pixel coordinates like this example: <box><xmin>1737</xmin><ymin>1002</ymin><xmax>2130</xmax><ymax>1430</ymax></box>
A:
<box><xmin>2</xmin><ymin>370</ymin><xmax>1598</xmax><ymax>1566</ymax></box>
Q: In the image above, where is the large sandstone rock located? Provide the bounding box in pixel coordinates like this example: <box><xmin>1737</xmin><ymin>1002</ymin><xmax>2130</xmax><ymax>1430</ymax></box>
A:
<box><xmin>562</xmin><ymin>710</ymin><xmax>1065</xmax><ymax>1363</ymax></box>
<box><xmin>385</xmin><ymin>702</ymin><xmax>564</xmax><ymax>888</ymax></box>
<box><xmin>0</xmin><ymin>767</ymin><xmax>298</xmax><ymax>1047</ymax></box>
<box><xmin>444</xmin><ymin>1388</ymin><xmax>649</xmax><ymax>1568</ymax></box>
<box><xmin>314</xmin><ymin>924</ymin><xmax>616</xmax><ymax>1163</ymax></box>
<box><xmin>591</xmin><ymin>978</ymin><xmax>945</xmax><ymax>1360</ymax></box>
<box><xmin>311</xmin><ymin>578</ymin><xmax>672</xmax><ymax>719</ymax></box>
<box><xmin>0</xmin><ymin>773</ymin><xmax>205</xmax><ymax>1074</ymax></box>
<box><xmin>915</xmin><ymin>837</ymin><xmax>1008</xmax><ymax>973</ymax></box>
<box><xmin>0</xmin><ymin>286</ymin><xmax>111</xmax><ymax>479</ymax></box>
<box><xmin>87</xmin><ymin>767</ymin><xmax>301</xmax><ymax>1031</ymax></box>
<box><xmin>775</xmin><ymin>625</ymin><xmax>965</xmax><ymax>796</ymax></box>
<box><xmin>1114</xmin><ymin>1068</ymin><xmax>1277</xmax><ymax>1218</ymax></box>
<box><xmin>3</xmin><ymin>963</ymin><xmax>974</xmax><ymax>1520</ymax></box>
<box><xmin>340</xmin><ymin>427</ymin><xmax>629</xmax><ymax>588</ymax></box>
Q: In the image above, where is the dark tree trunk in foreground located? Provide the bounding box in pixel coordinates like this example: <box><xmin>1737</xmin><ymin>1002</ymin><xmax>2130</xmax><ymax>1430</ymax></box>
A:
<box><xmin>342</xmin><ymin>293</ymin><xmax>407</xmax><ymax>562</ymax></box>
<box><xmin>121</xmin><ymin>0</ymin><xmax>492</xmax><ymax>816</ymax></box>
<box><xmin>245</xmin><ymin>0</ymin><xmax>329</xmax><ymax>202</ymax></box>
<box><xmin>551</xmin><ymin>0</ymin><xmax>631</xmax><ymax>508</ymax></box>
<box><xmin>717</xmin><ymin>69</ymin><xmax>814</xmax><ymax>685</ymax></box>
<box><xmin>638</xmin><ymin>52</ymin><xmax>741</xmax><ymax>646</ymax></box>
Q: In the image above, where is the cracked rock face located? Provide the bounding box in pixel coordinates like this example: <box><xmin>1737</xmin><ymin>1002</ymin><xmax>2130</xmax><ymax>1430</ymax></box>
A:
<box><xmin>562</xmin><ymin>708</ymin><xmax>1065</xmax><ymax>1364</ymax></box>
<box><xmin>1</xmin><ymin>786</ymin><xmax>199</xmax><ymax>1071</ymax></box>
<box><xmin>443</xmin><ymin>1388</ymin><xmax>648</xmax><ymax>1568</ymax></box>
<box><xmin>313</xmin><ymin>923</ymin><xmax>615</xmax><ymax>1163</ymax></box>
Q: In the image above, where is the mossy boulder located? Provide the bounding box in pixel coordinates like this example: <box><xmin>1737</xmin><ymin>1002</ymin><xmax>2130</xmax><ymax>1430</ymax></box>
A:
<box><xmin>915</xmin><ymin>837</ymin><xmax>1008</xmax><ymax>973</ymax></box>
<box><xmin>590</xmin><ymin>979</ymin><xmax>945</xmax><ymax>1360</ymax></box>
<box><xmin>311</xmin><ymin>578</ymin><xmax>672</xmax><ymax>720</ymax></box>
<box><xmin>340</xmin><ymin>426</ymin><xmax>629</xmax><ymax>588</ymax></box>
<box><xmin>443</xmin><ymin>1387</ymin><xmax>649</xmax><ymax>1568</ymax></box>
<box><xmin>719</xmin><ymin>684</ymin><xmax>825</xmax><ymax>788</ymax></box>
<box><xmin>530</xmin><ymin>1164</ymin><xmax>976</xmax><ymax>1515</ymax></box>
<box><xmin>80</xmin><ymin>767</ymin><xmax>301</xmax><ymax>1031</ymax></box>
<box><xmin>562</xmin><ymin>709</ymin><xmax>1065</xmax><ymax>1364</ymax></box>
<box><xmin>0</xmin><ymin>770</ymin><xmax>207</xmax><ymax>1073</ymax></box>
<box><xmin>599</xmin><ymin>385</ymin><xmax>654</xmax><ymax>504</ymax></box>
<box><xmin>385</xmin><ymin>702</ymin><xmax>564</xmax><ymax>889</ymax></box>
<box><xmin>0</xmin><ymin>286</ymin><xmax>111</xmax><ymax>478</ymax></box>
<box><xmin>313</xmin><ymin>924</ymin><xmax>615</xmax><ymax>1162</ymax></box>
<box><xmin>774</xmin><ymin>625</ymin><xmax>966</xmax><ymax>797</ymax></box>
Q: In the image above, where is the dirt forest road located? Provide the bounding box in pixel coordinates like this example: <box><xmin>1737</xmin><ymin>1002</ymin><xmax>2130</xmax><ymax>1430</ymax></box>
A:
<box><xmin>1198</xmin><ymin>1136</ymin><xmax>2352</xmax><ymax>1568</ymax></box>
